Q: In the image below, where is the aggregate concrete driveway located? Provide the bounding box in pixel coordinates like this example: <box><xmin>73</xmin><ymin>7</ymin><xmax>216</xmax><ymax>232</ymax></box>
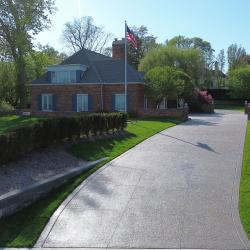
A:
<box><xmin>36</xmin><ymin>110</ymin><xmax>249</xmax><ymax>249</ymax></box>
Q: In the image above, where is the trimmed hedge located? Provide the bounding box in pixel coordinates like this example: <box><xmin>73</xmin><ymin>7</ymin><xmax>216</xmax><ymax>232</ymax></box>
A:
<box><xmin>0</xmin><ymin>112</ymin><xmax>127</xmax><ymax>165</ymax></box>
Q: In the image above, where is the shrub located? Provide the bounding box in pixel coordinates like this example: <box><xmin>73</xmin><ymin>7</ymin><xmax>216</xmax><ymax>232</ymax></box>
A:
<box><xmin>0</xmin><ymin>101</ymin><xmax>14</xmax><ymax>113</ymax></box>
<box><xmin>188</xmin><ymin>90</ymin><xmax>214</xmax><ymax>112</ymax></box>
<box><xmin>0</xmin><ymin>112</ymin><xmax>127</xmax><ymax>165</ymax></box>
<box><xmin>198</xmin><ymin>90</ymin><xmax>213</xmax><ymax>104</ymax></box>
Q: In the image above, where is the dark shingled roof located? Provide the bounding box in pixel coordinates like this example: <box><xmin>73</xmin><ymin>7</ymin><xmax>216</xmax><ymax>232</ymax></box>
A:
<box><xmin>32</xmin><ymin>48</ymin><xmax>144</xmax><ymax>84</ymax></box>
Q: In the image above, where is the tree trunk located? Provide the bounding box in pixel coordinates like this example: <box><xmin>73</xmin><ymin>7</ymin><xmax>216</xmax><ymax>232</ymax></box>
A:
<box><xmin>15</xmin><ymin>55</ymin><xmax>27</xmax><ymax>108</ymax></box>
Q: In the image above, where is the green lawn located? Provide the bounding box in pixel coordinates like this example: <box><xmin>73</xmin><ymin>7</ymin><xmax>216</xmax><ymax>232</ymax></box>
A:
<box><xmin>240</xmin><ymin>121</ymin><xmax>250</xmax><ymax>238</ymax></box>
<box><xmin>214</xmin><ymin>104</ymin><xmax>244</xmax><ymax>111</ymax></box>
<box><xmin>0</xmin><ymin>115</ymin><xmax>42</xmax><ymax>134</ymax></box>
<box><xmin>0</xmin><ymin>117</ymin><xmax>181</xmax><ymax>247</ymax></box>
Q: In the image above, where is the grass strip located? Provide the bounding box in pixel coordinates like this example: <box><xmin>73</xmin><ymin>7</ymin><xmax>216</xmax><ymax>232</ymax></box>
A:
<box><xmin>239</xmin><ymin>121</ymin><xmax>250</xmax><ymax>238</ymax></box>
<box><xmin>0</xmin><ymin>115</ymin><xmax>43</xmax><ymax>135</ymax></box>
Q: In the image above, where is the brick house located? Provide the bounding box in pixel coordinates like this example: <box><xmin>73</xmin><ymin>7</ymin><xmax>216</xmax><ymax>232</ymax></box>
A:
<box><xmin>30</xmin><ymin>39</ymin><xmax>188</xmax><ymax>119</ymax></box>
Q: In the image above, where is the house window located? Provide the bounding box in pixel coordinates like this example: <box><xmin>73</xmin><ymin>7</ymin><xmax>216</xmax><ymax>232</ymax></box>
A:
<box><xmin>144</xmin><ymin>95</ymin><xmax>148</xmax><ymax>109</ymax></box>
<box><xmin>77</xmin><ymin>94</ymin><xmax>88</xmax><ymax>112</ymax></box>
<box><xmin>159</xmin><ymin>97</ymin><xmax>167</xmax><ymax>109</ymax></box>
<box><xmin>115</xmin><ymin>94</ymin><xmax>125</xmax><ymax>111</ymax></box>
<box><xmin>70</xmin><ymin>70</ymin><xmax>76</xmax><ymax>82</ymax></box>
<box><xmin>51</xmin><ymin>70</ymin><xmax>76</xmax><ymax>83</ymax></box>
<box><xmin>42</xmin><ymin>94</ymin><xmax>53</xmax><ymax>111</ymax></box>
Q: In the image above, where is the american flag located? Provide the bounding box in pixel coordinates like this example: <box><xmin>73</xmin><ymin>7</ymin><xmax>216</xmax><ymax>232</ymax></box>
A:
<box><xmin>126</xmin><ymin>26</ymin><xmax>138</xmax><ymax>49</ymax></box>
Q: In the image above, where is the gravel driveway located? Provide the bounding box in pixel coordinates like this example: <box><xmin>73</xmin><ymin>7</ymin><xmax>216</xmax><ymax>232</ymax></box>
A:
<box><xmin>36</xmin><ymin>110</ymin><xmax>249</xmax><ymax>249</ymax></box>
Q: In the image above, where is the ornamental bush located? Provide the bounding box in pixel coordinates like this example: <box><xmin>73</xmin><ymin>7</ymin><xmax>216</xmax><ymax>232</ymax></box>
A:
<box><xmin>198</xmin><ymin>90</ymin><xmax>213</xmax><ymax>104</ymax></box>
<box><xmin>0</xmin><ymin>112</ymin><xmax>127</xmax><ymax>165</ymax></box>
<box><xmin>187</xmin><ymin>89</ymin><xmax>214</xmax><ymax>113</ymax></box>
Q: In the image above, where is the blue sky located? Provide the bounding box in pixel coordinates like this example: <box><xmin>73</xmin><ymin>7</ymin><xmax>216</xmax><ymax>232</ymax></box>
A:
<box><xmin>36</xmin><ymin>0</ymin><xmax>250</xmax><ymax>57</ymax></box>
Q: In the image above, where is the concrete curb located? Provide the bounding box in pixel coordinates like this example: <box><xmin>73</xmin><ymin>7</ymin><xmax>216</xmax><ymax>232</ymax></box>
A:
<box><xmin>0</xmin><ymin>248</ymin><xmax>223</xmax><ymax>250</ymax></box>
<box><xmin>0</xmin><ymin>248</ymin><xmax>224</xmax><ymax>250</ymax></box>
<box><xmin>0</xmin><ymin>157</ymin><xmax>107</xmax><ymax>219</ymax></box>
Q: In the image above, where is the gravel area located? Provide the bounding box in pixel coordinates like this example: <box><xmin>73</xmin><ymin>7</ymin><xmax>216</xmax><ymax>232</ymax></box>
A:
<box><xmin>0</xmin><ymin>146</ymin><xmax>88</xmax><ymax>196</ymax></box>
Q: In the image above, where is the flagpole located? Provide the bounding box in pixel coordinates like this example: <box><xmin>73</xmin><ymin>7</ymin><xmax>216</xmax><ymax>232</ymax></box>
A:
<box><xmin>124</xmin><ymin>20</ymin><xmax>127</xmax><ymax>113</ymax></box>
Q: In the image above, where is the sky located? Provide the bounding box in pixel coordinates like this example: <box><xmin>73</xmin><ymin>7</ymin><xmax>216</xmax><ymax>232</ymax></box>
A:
<box><xmin>36</xmin><ymin>0</ymin><xmax>250</xmax><ymax>57</ymax></box>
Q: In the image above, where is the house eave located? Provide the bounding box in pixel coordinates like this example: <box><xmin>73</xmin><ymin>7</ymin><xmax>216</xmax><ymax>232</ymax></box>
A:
<box><xmin>46</xmin><ymin>64</ymin><xmax>88</xmax><ymax>72</ymax></box>
<box><xmin>30</xmin><ymin>82</ymin><xmax>144</xmax><ymax>86</ymax></box>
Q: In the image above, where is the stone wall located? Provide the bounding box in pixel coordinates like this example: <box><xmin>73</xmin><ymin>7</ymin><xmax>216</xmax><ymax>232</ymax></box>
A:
<box><xmin>201</xmin><ymin>103</ymin><xmax>215</xmax><ymax>113</ymax></box>
<box><xmin>245</xmin><ymin>101</ymin><xmax>250</xmax><ymax>120</ymax></box>
<box><xmin>245</xmin><ymin>101</ymin><xmax>248</xmax><ymax>114</ymax></box>
<box><xmin>138</xmin><ymin>107</ymin><xmax>189</xmax><ymax>120</ymax></box>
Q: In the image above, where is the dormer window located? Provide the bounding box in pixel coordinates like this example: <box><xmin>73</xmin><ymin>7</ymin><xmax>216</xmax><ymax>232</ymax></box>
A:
<box><xmin>51</xmin><ymin>70</ymin><xmax>76</xmax><ymax>83</ymax></box>
<box><xmin>47</xmin><ymin>64</ymin><xmax>87</xmax><ymax>84</ymax></box>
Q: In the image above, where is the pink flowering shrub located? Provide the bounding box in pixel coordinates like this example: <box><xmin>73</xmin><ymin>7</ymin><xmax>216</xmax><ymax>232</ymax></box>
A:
<box><xmin>188</xmin><ymin>89</ymin><xmax>214</xmax><ymax>112</ymax></box>
<box><xmin>198</xmin><ymin>90</ymin><xmax>213</xmax><ymax>104</ymax></box>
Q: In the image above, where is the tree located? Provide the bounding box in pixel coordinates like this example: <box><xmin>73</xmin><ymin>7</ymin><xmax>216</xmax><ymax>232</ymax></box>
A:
<box><xmin>167</xmin><ymin>36</ymin><xmax>214</xmax><ymax>86</ymax></box>
<box><xmin>168</xmin><ymin>36</ymin><xmax>214</xmax><ymax>69</ymax></box>
<box><xmin>217</xmin><ymin>49</ymin><xmax>226</xmax><ymax>73</ymax></box>
<box><xmin>227</xmin><ymin>44</ymin><xmax>247</xmax><ymax>70</ymax></box>
<box><xmin>213</xmin><ymin>49</ymin><xmax>226</xmax><ymax>88</ymax></box>
<box><xmin>0</xmin><ymin>0</ymin><xmax>56</xmax><ymax>108</ymax></box>
<box><xmin>127</xmin><ymin>25</ymin><xmax>158</xmax><ymax>69</ymax></box>
<box><xmin>26</xmin><ymin>45</ymin><xmax>67</xmax><ymax>81</ymax></box>
<box><xmin>102</xmin><ymin>47</ymin><xmax>112</xmax><ymax>57</ymax></box>
<box><xmin>0</xmin><ymin>44</ymin><xmax>65</xmax><ymax>107</ymax></box>
<box><xmin>0</xmin><ymin>61</ymin><xmax>16</xmax><ymax>106</ymax></box>
<box><xmin>144</xmin><ymin>66</ymin><xmax>188</xmax><ymax>105</ymax></box>
<box><xmin>227</xmin><ymin>66</ymin><xmax>250</xmax><ymax>99</ymax></box>
<box><xmin>62</xmin><ymin>16</ymin><xmax>112</xmax><ymax>54</ymax></box>
<box><xmin>167</xmin><ymin>35</ymin><xmax>192</xmax><ymax>49</ymax></box>
<box><xmin>139</xmin><ymin>45</ymin><xmax>204</xmax><ymax>86</ymax></box>
<box><xmin>37</xmin><ymin>44</ymin><xmax>67</xmax><ymax>64</ymax></box>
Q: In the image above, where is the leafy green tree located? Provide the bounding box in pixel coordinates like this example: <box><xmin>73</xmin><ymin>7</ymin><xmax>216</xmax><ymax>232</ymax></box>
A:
<box><xmin>192</xmin><ymin>37</ymin><xmax>214</xmax><ymax>68</ymax></box>
<box><xmin>167</xmin><ymin>36</ymin><xmax>214</xmax><ymax>86</ymax></box>
<box><xmin>144</xmin><ymin>66</ymin><xmax>189</xmax><ymax>105</ymax></box>
<box><xmin>0</xmin><ymin>61</ymin><xmax>16</xmax><ymax>106</ymax></box>
<box><xmin>128</xmin><ymin>25</ymin><xmax>158</xmax><ymax>69</ymax></box>
<box><xmin>37</xmin><ymin>44</ymin><xmax>67</xmax><ymax>64</ymax></box>
<box><xmin>0</xmin><ymin>44</ymin><xmax>66</xmax><ymax>107</ymax></box>
<box><xmin>0</xmin><ymin>0</ymin><xmax>56</xmax><ymax>108</ymax></box>
<box><xmin>139</xmin><ymin>45</ymin><xmax>204</xmax><ymax>86</ymax></box>
<box><xmin>227</xmin><ymin>66</ymin><xmax>250</xmax><ymax>99</ymax></box>
<box><xmin>227</xmin><ymin>44</ymin><xmax>247</xmax><ymax>70</ymax></box>
<box><xmin>26</xmin><ymin>45</ymin><xmax>67</xmax><ymax>80</ymax></box>
<box><xmin>167</xmin><ymin>35</ymin><xmax>192</xmax><ymax>48</ymax></box>
<box><xmin>167</xmin><ymin>35</ymin><xmax>214</xmax><ymax>68</ymax></box>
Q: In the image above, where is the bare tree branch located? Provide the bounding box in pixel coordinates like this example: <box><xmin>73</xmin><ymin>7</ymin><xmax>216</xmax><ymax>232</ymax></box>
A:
<box><xmin>62</xmin><ymin>16</ymin><xmax>113</xmax><ymax>54</ymax></box>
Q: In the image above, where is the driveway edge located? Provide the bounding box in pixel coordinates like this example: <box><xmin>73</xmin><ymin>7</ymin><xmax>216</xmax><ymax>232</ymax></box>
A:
<box><xmin>230</xmin><ymin>115</ymin><xmax>250</xmax><ymax>248</ymax></box>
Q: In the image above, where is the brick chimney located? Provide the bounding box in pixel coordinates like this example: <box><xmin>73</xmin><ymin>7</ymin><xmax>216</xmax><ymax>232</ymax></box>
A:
<box><xmin>112</xmin><ymin>38</ymin><xmax>125</xmax><ymax>59</ymax></box>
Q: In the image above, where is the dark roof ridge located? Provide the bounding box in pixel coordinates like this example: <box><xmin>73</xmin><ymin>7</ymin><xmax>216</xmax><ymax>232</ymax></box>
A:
<box><xmin>84</xmin><ymin>49</ymin><xmax>103</xmax><ymax>83</ymax></box>
<box><xmin>85</xmin><ymin>48</ymin><xmax>112</xmax><ymax>60</ymax></box>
